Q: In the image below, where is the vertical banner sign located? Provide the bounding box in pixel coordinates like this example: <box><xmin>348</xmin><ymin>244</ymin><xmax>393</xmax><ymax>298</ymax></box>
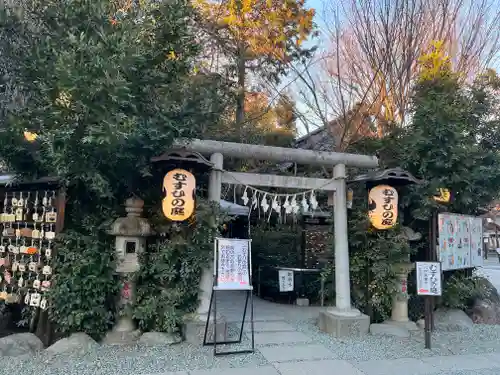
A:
<box><xmin>216</xmin><ymin>238</ymin><xmax>251</xmax><ymax>290</ymax></box>
<box><xmin>368</xmin><ymin>185</ymin><xmax>398</xmax><ymax>230</ymax></box>
<box><xmin>416</xmin><ymin>262</ymin><xmax>442</xmax><ymax>296</ymax></box>
<box><xmin>417</xmin><ymin>261</ymin><xmax>442</xmax><ymax>350</ymax></box>
<box><xmin>162</xmin><ymin>169</ymin><xmax>196</xmax><ymax>221</ymax></box>
<box><xmin>278</xmin><ymin>270</ymin><xmax>294</xmax><ymax>292</ymax></box>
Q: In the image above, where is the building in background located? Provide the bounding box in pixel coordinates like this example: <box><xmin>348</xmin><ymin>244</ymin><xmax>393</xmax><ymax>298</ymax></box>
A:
<box><xmin>482</xmin><ymin>202</ymin><xmax>500</xmax><ymax>257</ymax></box>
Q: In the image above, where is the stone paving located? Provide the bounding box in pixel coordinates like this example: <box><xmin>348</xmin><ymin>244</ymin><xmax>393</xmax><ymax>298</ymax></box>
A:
<box><xmin>147</xmin><ymin>328</ymin><xmax>500</xmax><ymax>375</ymax></box>
<box><xmin>166</xmin><ymin>291</ymin><xmax>500</xmax><ymax>375</ymax></box>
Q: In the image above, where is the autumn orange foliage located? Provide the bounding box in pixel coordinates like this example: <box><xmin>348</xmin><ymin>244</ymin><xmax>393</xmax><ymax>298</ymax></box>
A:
<box><xmin>195</xmin><ymin>0</ymin><xmax>315</xmax><ymax>62</ymax></box>
<box><xmin>109</xmin><ymin>0</ymin><xmax>134</xmax><ymax>25</ymax></box>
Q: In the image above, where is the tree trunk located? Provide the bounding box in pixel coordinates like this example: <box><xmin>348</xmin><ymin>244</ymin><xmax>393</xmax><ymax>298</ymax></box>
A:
<box><xmin>236</xmin><ymin>43</ymin><xmax>246</xmax><ymax>141</ymax></box>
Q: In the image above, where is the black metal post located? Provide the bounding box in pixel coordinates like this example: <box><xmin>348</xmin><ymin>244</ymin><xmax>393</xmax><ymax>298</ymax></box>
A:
<box><xmin>496</xmin><ymin>224</ymin><xmax>499</xmax><ymax>263</ymax></box>
<box><xmin>424</xmin><ymin>295</ymin><xmax>432</xmax><ymax>349</ymax></box>
<box><xmin>430</xmin><ymin>210</ymin><xmax>438</xmax><ymax>332</ymax></box>
<box><xmin>213</xmin><ymin>287</ymin><xmax>218</xmax><ymax>356</ymax></box>
<box><xmin>250</xmin><ymin>291</ymin><xmax>255</xmax><ymax>352</ymax></box>
<box><xmin>202</xmin><ymin>288</ymin><xmax>215</xmax><ymax>346</ymax></box>
<box><xmin>423</xmin><ymin>209</ymin><xmax>438</xmax><ymax>349</ymax></box>
<box><xmin>238</xmin><ymin>291</ymin><xmax>250</xmax><ymax>342</ymax></box>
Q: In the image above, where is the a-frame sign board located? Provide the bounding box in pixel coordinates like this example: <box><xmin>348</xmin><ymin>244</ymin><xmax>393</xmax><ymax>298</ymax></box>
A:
<box><xmin>203</xmin><ymin>237</ymin><xmax>255</xmax><ymax>356</ymax></box>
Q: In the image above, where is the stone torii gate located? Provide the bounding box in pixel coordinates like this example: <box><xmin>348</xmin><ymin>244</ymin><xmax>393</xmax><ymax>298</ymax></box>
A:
<box><xmin>172</xmin><ymin>139</ymin><xmax>379</xmax><ymax>337</ymax></box>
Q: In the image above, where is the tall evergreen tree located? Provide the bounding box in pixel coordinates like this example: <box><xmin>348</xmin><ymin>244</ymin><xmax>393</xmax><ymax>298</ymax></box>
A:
<box><xmin>0</xmin><ymin>0</ymin><xmax>227</xmax><ymax>198</ymax></box>
<box><xmin>388</xmin><ymin>41</ymin><xmax>500</xmax><ymax>221</ymax></box>
<box><xmin>195</xmin><ymin>0</ymin><xmax>315</xmax><ymax>139</ymax></box>
<box><xmin>345</xmin><ymin>41</ymin><xmax>500</xmax><ymax>320</ymax></box>
<box><xmin>0</xmin><ymin>0</ymin><xmax>229</xmax><ymax>338</ymax></box>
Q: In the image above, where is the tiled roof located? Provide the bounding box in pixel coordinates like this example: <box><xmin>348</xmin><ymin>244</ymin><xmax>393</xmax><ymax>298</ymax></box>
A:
<box><xmin>294</xmin><ymin>127</ymin><xmax>335</xmax><ymax>152</ymax></box>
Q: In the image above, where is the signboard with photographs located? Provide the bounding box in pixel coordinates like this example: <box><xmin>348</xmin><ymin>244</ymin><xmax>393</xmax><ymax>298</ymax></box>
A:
<box><xmin>215</xmin><ymin>238</ymin><xmax>251</xmax><ymax>290</ymax></box>
<box><xmin>438</xmin><ymin>213</ymin><xmax>483</xmax><ymax>271</ymax></box>
<box><xmin>469</xmin><ymin>217</ymin><xmax>484</xmax><ymax>268</ymax></box>
<box><xmin>416</xmin><ymin>262</ymin><xmax>442</xmax><ymax>296</ymax></box>
<box><xmin>278</xmin><ymin>270</ymin><xmax>294</xmax><ymax>292</ymax></box>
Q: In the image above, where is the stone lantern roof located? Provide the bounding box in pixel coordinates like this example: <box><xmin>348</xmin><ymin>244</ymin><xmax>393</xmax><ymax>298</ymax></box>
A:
<box><xmin>401</xmin><ymin>226</ymin><xmax>422</xmax><ymax>242</ymax></box>
<box><xmin>348</xmin><ymin>167</ymin><xmax>424</xmax><ymax>186</ymax></box>
<box><xmin>109</xmin><ymin>197</ymin><xmax>153</xmax><ymax>237</ymax></box>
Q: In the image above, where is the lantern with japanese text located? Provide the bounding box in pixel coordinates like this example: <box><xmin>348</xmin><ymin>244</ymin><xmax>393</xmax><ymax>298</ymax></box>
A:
<box><xmin>162</xmin><ymin>168</ymin><xmax>196</xmax><ymax>221</ymax></box>
<box><xmin>368</xmin><ymin>185</ymin><xmax>398</xmax><ymax>230</ymax></box>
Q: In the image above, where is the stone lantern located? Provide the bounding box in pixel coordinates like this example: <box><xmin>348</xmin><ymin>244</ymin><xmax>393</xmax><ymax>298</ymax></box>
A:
<box><xmin>349</xmin><ymin>168</ymin><xmax>423</xmax><ymax>337</ymax></box>
<box><xmin>388</xmin><ymin>226</ymin><xmax>421</xmax><ymax>329</ymax></box>
<box><xmin>105</xmin><ymin>197</ymin><xmax>152</xmax><ymax>344</ymax></box>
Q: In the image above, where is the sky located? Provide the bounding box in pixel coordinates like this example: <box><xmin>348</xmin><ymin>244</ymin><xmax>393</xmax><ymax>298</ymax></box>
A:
<box><xmin>292</xmin><ymin>0</ymin><xmax>335</xmax><ymax>136</ymax></box>
<box><xmin>308</xmin><ymin>0</ymin><xmax>327</xmax><ymax>28</ymax></box>
<box><xmin>308</xmin><ymin>0</ymin><xmax>336</xmax><ymax>40</ymax></box>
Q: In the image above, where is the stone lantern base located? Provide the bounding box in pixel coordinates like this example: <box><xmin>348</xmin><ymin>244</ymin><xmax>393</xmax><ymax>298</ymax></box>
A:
<box><xmin>103</xmin><ymin>278</ymin><xmax>142</xmax><ymax>345</ymax></box>
<box><xmin>103</xmin><ymin>327</ymin><xmax>142</xmax><ymax>345</ymax></box>
<box><xmin>370</xmin><ymin>262</ymin><xmax>419</xmax><ymax>338</ymax></box>
<box><xmin>369</xmin><ymin>320</ymin><xmax>418</xmax><ymax>338</ymax></box>
<box><xmin>318</xmin><ymin>308</ymin><xmax>370</xmax><ymax>337</ymax></box>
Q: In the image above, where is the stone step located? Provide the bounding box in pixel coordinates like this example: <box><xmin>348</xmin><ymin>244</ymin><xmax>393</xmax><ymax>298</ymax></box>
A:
<box><xmin>183</xmin><ymin>320</ymin><xmax>227</xmax><ymax>345</ymax></box>
<box><xmin>225</xmin><ymin>320</ymin><xmax>297</xmax><ymax>333</ymax></box>
<box><xmin>243</xmin><ymin>321</ymin><xmax>297</xmax><ymax>332</ymax></box>
<box><xmin>253</xmin><ymin>331</ymin><xmax>312</xmax><ymax>346</ymax></box>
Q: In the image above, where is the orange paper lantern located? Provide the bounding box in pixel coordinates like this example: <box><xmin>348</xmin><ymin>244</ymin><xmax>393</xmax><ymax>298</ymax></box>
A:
<box><xmin>23</xmin><ymin>131</ymin><xmax>37</xmax><ymax>142</ymax></box>
<box><xmin>368</xmin><ymin>184</ymin><xmax>398</xmax><ymax>230</ymax></box>
<box><xmin>433</xmin><ymin>188</ymin><xmax>451</xmax><ymax>204</ymax></box>
<box><xmin>162</xmin><ymin>169</ymin><xmax>196</xmax><ymax>222</ymax></box>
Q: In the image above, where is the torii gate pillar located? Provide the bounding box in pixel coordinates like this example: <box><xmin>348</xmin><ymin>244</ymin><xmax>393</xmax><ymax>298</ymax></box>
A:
<box><xmin>331</xmin><ymin>164</ymin><xmax>352</xmax><ymax>312</ymax></box>
<box><xmin>197</xmin><ymin>152</ymin><xmax>223</xmax><ymax>319</ymax></box>
<box><xmin>184</xmin><ymin>153</ymin><xmax>228</xmax><ymax>344</ymax></box>
<box><xmin>318</xmin><ymin>164</ymin><xmax>370</xmax><ymax>337</ymax></box>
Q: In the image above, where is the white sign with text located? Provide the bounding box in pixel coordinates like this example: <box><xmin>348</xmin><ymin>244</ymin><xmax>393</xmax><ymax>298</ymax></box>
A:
<box><xmin>215</xmin><ymin>238</ymin><xmax>251</xmax><ymax>290</ymax></box>
<box><xmin>416</xmin><ymin>261</ymin><xmax>442</xmax><ymax>296</ymax></box>
<box><xmin>278</xmin><ymin>270</ymin><xmax>294</xmax><ymax>292</ymax></box>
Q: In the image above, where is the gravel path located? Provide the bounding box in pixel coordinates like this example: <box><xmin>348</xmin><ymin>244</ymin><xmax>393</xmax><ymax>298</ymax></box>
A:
<box><xmin>1</xmin><ymin>321</ymin><xmax>500</xmax><ymax>375</ymax></box>
<box><xmin>455</xmin><ymin>372</ymin><xmax>500</xmax><ymax>375</ymax></box>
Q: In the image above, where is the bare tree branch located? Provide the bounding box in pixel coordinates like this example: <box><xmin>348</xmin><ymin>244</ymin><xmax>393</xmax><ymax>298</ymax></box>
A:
<box><xmin>263</xmin><ymin>0</ymin><xmax>500</xmax><ymax>151</ymax></box>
